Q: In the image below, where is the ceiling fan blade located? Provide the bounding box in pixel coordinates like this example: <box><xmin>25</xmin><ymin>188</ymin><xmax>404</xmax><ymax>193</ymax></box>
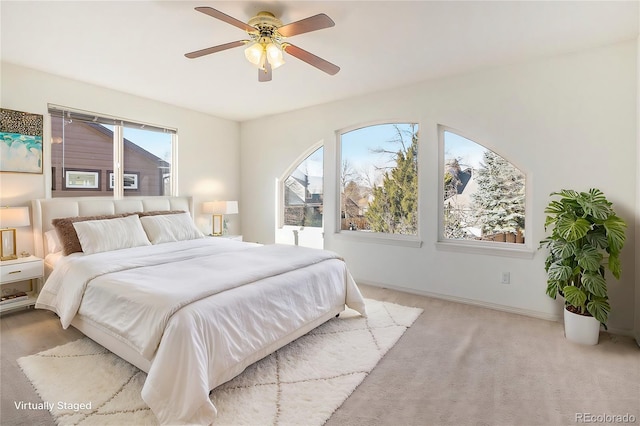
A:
<box><xmin>277</xmin><ymin>13</ymin><xmax>335</xmax><ymax>37</ymax></box>
<box><xmin>258</xmin><ymin>62</ymin><xmax>272</xmax><ymax>82</ymax></box>
<box><xmin>284</xmin><ymin>44</ymin><xmax>340</xmax><ymax>75</ymax></box>
<box><xmin>195</xmin><ymin>7</ymin><xmax>256</xmax><ymax>33</ymax></box>
<box><xmin>185</xmin><ymin>40</ymin><xmax>247</xmax><ymax>59</ymax></box>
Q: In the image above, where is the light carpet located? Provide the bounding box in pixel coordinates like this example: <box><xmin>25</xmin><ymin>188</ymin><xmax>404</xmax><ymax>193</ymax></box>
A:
<box><xmin>18</xmin><ymin>299</ymin><xmax>422</xmax><ymax>425</ymax></box>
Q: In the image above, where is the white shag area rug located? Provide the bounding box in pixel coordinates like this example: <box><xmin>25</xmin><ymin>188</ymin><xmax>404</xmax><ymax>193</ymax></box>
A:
<box><xmin>18</xmin><ymin>299</ymin><xmax>422</xmax><ymax>425</ymax></box>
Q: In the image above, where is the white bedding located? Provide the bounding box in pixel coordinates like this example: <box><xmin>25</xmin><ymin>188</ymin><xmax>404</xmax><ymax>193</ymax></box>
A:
<box><xmin>37</xmin><ymin>237</ymin><xmax>366</xmax><ymax>425</ymax></box>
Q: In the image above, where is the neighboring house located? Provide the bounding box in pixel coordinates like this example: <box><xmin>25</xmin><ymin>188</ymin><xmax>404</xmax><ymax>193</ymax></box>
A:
<box><xmin>284</xmin><ymin>169</ymin><xmax>323</xmax><ymax>226</ymax></box>
<box><xmin>50</xmin><ymin>121</ymin><xmax>169</xmax><ymax>197</ymax></box>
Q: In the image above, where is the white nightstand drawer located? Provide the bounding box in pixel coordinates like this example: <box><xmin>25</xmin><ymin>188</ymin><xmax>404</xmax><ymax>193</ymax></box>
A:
<box><xmin>1</xmin><ymin>259</ymin><xmax>44</xmax><ymax>284</ymax></box>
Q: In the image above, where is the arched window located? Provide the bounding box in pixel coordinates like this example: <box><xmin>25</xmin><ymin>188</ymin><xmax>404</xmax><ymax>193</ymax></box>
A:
<box><xmin>282</xmin><ymin>146</ymin><xmax>324</xmax><ymax>228</ymax></box>
<box><xmin>277</xmin><ymin>145</ymin><xmax>324</xmax><ymax>249</ymax></box>
<box><xmin>339</xmin><ymin>123</ymin><xmax>419</xmax><ymax>236</ymax></box>
<box><xmin>442</xmin><ymin>129</ymin><xmax>526</xmax><ymax>244</ymax></box>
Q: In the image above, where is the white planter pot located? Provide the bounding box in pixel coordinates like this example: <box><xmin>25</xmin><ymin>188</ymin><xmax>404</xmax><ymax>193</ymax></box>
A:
<box><xmin>564</xmin><ymin>307</ymin><xmax>600</xmax><ymax>345</ymax></box>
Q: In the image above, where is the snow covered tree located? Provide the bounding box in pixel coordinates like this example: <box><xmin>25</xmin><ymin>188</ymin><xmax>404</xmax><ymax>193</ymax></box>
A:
<box><xmin>471</xmin><ymin>150</ymin><xmax>525</xmax><ymax>237</ymax></box>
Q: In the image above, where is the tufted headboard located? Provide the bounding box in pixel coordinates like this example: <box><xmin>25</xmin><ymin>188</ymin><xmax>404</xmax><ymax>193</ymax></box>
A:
<box><xmin>32</xmin><ymin>196</ymin><xmax>193</xmax><ymax>258</ymax></box>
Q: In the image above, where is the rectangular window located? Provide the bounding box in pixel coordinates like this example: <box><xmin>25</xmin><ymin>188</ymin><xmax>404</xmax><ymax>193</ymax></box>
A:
<box><xmin>123</xmin><ymin>126</ymin><xmax>172</xmax><ymax>196</ymax></box>
<box><xmin>49</xmin><ymin>105</ymin><xmax>176</xmax><ymax>198</ymax></box>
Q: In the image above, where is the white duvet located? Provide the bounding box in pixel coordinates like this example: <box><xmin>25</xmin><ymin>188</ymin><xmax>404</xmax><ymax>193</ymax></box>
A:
<box><xmin>37</xmin><ymin>238</ymin><xmax>366</xmax><ymax>425</ymax></box>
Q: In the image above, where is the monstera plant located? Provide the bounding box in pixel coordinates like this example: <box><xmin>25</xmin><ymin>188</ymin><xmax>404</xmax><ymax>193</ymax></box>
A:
<box><xmin>540</xmin><ymin>188</ymin><xmax>627</xmax><ymax>326</ymax></box>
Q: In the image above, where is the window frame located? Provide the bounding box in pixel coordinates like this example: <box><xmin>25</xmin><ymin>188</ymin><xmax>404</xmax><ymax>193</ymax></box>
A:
<box><xmin>47</xmin><ymin>104</ymin><xmax>178</xmax><ymax>198</ymax></box>
<box><xmin>276</xmin><ymin>141</ymin><xmax>325</xmax><ymax>230</ymax></box>
<box><xmin>437</xmin><ymin>125</ymin><xmax>534</xmax><ymax>258</ymax></box>
<box><xmin>335</xmin><ymin>120</ymin><xmax>422</xmax><ymax>248</ymax></box>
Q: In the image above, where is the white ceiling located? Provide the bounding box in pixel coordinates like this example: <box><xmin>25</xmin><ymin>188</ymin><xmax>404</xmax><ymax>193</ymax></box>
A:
<box><xmin>1</xmin><ymin>1</ymin><xmax>638</xmax><ymax>122</ymax></box>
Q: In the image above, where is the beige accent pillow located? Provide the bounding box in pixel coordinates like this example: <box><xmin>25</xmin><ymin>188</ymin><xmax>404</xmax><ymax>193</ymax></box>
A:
<box><xmin>140</xmin><ymin>212</ymin><xmax>204</xmax><ymax>244</ymax></box>
<box><xmin>72</xmin><ymin>215</ymin><xmax>152</xmax><ymax>254</ymax></box>
<box><xmin>52</xmin><ymin>213</ymin><xmax>128</xmax><ymax>255</ymax></box>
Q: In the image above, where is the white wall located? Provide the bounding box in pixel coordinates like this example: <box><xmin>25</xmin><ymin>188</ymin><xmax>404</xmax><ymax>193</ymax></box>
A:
<box><xmin>241</xmin><ymin>41</ymin><xmax>638</xmax><ymax>333</ymax></box>
<box><xmin>0</xmin><ymin>62</ymin><xmax>241</xmax><ymax>251</ymax></box>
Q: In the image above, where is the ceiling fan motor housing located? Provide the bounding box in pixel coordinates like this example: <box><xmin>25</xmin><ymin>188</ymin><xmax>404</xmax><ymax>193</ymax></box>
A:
<box><xmin>248</xmin><ymin>11</ymin><xmax>284</xmax><ymax>41</ymax></box>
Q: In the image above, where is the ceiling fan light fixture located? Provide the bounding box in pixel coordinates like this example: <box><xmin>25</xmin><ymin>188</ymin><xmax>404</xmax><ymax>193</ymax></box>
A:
<box><xmin>265</xmin><ymin>43</ymin><xmax>285</xmax><ymax>69</ymax></box>
<box><xmin>186</xmin><ymin>7</ymin><xmax>340</xmax><ymax>81</ymax></box>
<box><xmin>244</xmin><ymin>42</ymin><xmax>264</xmax><ymax>66</ymax></box>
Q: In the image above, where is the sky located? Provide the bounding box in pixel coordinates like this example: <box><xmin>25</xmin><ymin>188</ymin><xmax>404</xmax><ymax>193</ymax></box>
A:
<box><xmin>102</xmin><ymin>124</ymin><xmax>172</xmax><ymax>162</ymax></box>
<box><xmin>341</xmin><ymin>123</ymin><xmax>415</xmax><ymax>172</ymax></box>
<box><xmin>443</xmin><ymin>131</ymin><xmax>487</xmax><ymax>169</ymax></box>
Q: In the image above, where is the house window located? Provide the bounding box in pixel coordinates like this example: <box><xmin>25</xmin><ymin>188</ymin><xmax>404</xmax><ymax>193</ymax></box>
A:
<box><xmin>339</xmin><ymin>123</ymin><xmax>419</xmax><ymax>236</ymax></box>
<box><xmin>49</xmin><ymin>105</ymin><xmax>176</xmax><ymax>198</ymax></box>
<box><xmin>283</xmin><ymin>146</ymin><xmax>323</xmax><ymax>227</ymax></box>
<box><xmin>442</xmin><ymin>129</ymin><xmax>525</xmax><ymax>244</ymax></box>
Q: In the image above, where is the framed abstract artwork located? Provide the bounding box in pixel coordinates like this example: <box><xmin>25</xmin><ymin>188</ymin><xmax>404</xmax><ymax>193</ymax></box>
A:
<box><xmin>0</xmin><ymin>108</ymin><xmax>43</xmax><ymax>174</ymax></box>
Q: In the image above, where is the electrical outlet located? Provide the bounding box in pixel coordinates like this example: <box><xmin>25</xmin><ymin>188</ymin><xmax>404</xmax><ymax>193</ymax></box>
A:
<box><xmin>501</xmin><ymin>272</ymin><xmax>510</xmax><ymax>284</ymax></box>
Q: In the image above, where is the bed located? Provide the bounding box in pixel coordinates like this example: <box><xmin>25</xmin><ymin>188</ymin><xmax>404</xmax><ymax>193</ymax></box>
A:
<box><xmin>31</xmin><ymin>196</ymin><xmax>366</xmax><ymax>425</ymax></box>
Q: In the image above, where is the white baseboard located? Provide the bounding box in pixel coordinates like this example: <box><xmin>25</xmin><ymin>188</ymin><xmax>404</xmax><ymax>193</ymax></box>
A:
<box><xmin>357</xmin><ymin>279</ymin><xmax>562</xmax><ymax>322</ymax></box>
<box><xmin>359</xmin><ymin>279</ymin><xmax>639</xmax><ymax>338</ymax></box>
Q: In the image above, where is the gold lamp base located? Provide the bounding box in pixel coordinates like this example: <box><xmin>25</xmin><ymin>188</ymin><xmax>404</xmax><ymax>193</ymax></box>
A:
<box><xmin>0</xmin><ymin>228</ymin><xmax>18</xmax><ymax>261</ymax></box>
<box><xmin>212</xmin><ymin>214</ymin><xmax>223</xmax><ymax>236</ymax></box>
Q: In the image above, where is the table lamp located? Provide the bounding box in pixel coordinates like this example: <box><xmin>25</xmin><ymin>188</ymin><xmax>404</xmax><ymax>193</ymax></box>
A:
<box><xmin>0</xmin><ymin>206</ymin><xmax>30</xmax><ymax>260</ymax></box>
<box><xmin>203</xmin><ymin>201</ymin><xmax>238</xmax><ymax>236</ymax></box>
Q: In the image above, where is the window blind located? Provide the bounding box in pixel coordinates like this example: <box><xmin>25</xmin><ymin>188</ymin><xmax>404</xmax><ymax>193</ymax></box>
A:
<box><xmin>48</xmin><ymin>104</ymin><xmax>177</xmax><ymax>135</ymax></box>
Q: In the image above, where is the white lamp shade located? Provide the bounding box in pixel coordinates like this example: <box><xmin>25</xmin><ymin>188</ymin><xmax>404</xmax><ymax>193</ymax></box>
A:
<box><xmin>266</xmin><ymin>43</ymin><xmax>285</xmax><ymax>69</ymax></box>
<box><xmin>0</xmin><ymin>206</ymin><xmax>30</xmax><ymax>228</ymax></box>
<box><xmin>244</xmin><ymin>43</ymin><xmax>265</xmax><ymax>66</ymax></box>
<box><xmin>203</xmin><ymin>201</ymin><xmax>239</xmax><ymax>215</ymax></box>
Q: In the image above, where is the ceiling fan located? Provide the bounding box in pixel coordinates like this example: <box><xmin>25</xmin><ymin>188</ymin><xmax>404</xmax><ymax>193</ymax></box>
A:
<box><xmin>185</xmin><ymin>7</ymin><xmax>340</xmax><ymax>82</ymax></box>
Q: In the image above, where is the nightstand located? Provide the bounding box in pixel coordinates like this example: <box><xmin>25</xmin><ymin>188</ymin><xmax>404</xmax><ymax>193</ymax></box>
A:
<box><xmin>0</xmin><ymin>255</ymin><xmax>44</xmax><ymax>313</ymax></box>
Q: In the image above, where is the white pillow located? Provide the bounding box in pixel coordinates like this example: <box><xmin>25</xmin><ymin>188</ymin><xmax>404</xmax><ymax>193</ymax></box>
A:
<box><xmin>140</xmin><ymin>212</ymin><xmax>204</xmax><ymax>244</ymax></box>
<box><xmin>44</xmin><ymin>229</ymin><xmax>62</xmax><ymax>254</ymax></box>
<box><xmin>73</xmin><ymin>215</ymin><xmax>151</xmax><ymax>254</ymax></box>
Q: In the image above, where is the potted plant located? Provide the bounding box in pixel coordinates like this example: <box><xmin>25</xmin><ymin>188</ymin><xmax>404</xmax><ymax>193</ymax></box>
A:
<box><xmin>540</xmin><ymin>188</ymin><xmax>627</xmax><ymax>345</ymax></box>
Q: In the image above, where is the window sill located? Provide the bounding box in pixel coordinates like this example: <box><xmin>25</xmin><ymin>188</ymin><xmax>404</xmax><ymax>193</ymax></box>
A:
<box><xmin>435</xmin><ymin>240</ymin><xmax>536</xmax><ymax>258</ymax></box>
<box><xmin>333</xmin><ymin>231</ymin><xmax>422</xmax><ymax>248</ymax></box>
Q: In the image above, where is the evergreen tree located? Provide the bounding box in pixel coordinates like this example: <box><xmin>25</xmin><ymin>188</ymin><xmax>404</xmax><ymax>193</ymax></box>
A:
<box><xmin>365</xmin><ymin>125</ymin><xmax>418</xmax><ymax>234</ymax></box>
<box><xmin>471</xmin><ymin>150</ymin><xmax>525</xmax><ymax>236</ymax></box>
<box><xmin>443</xmin><ymin>158</ymin><xmax>472</xmax><ymax>239</ymax></box>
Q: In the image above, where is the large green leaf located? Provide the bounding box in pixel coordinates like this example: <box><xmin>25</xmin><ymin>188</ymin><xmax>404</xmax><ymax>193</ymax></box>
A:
<box><xmin>604</xmin><ymin>215</ymin><xmax>627</xmax><ymax>254</ymax></box>
<box><xmin>556</xmin><ymin>216</ymin><xmax>590</xmax><ymax>242</ymax></box>
<box><xmin>553</xmin><ymin>240</ymin><xmax>576</xmax><ymax>260</ymax></box>
<box><xmin>552</xmin><ymin>189</ymin><xmax>579</xmax><ymax>200</ymax></box>
<box><xmin>546</xmin><ymin>280</ymin><xmax>561</xmax><ymax>299</ymax></box>
<box><xmin>576</xmin><ymin>188</ymin><xmax>612</xmax><ymax>220</ymax></box>
<box><xmin>544</xmin><ymin>200</ymin><xmax>568</xmax><ymax>216</ymax></box>
<box><xmin>576</xmin><ymin>244</ymin><xmax>602</xmax><ymax>272</ymax></box>
<box><xmin>581</xmin><ymin>272</ymin><xmax>607</xmax><ymax>298</ymax></box>
<box><xmin>586</xmin><ymin>297</ymin><xmax>610</xmax><ymax>325</ymax></box>
<box><xmin>547</xmin><ymin>262</ymin><xmax>572</xmax><ymax>282</ymax></box>
<box><xmin>563</xmin><ymin>286</ymin><xmax>587</xmax><ymax>309</ymax></box>
<box><xmin>585</xmin><ymin>230</ymin><xmax>608</xmax><ymax>249</ymax></box>
<box><xmin>608</xmin><ymin>255</ymin><xmax>622</xmax><ymax>280</ymax></box>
